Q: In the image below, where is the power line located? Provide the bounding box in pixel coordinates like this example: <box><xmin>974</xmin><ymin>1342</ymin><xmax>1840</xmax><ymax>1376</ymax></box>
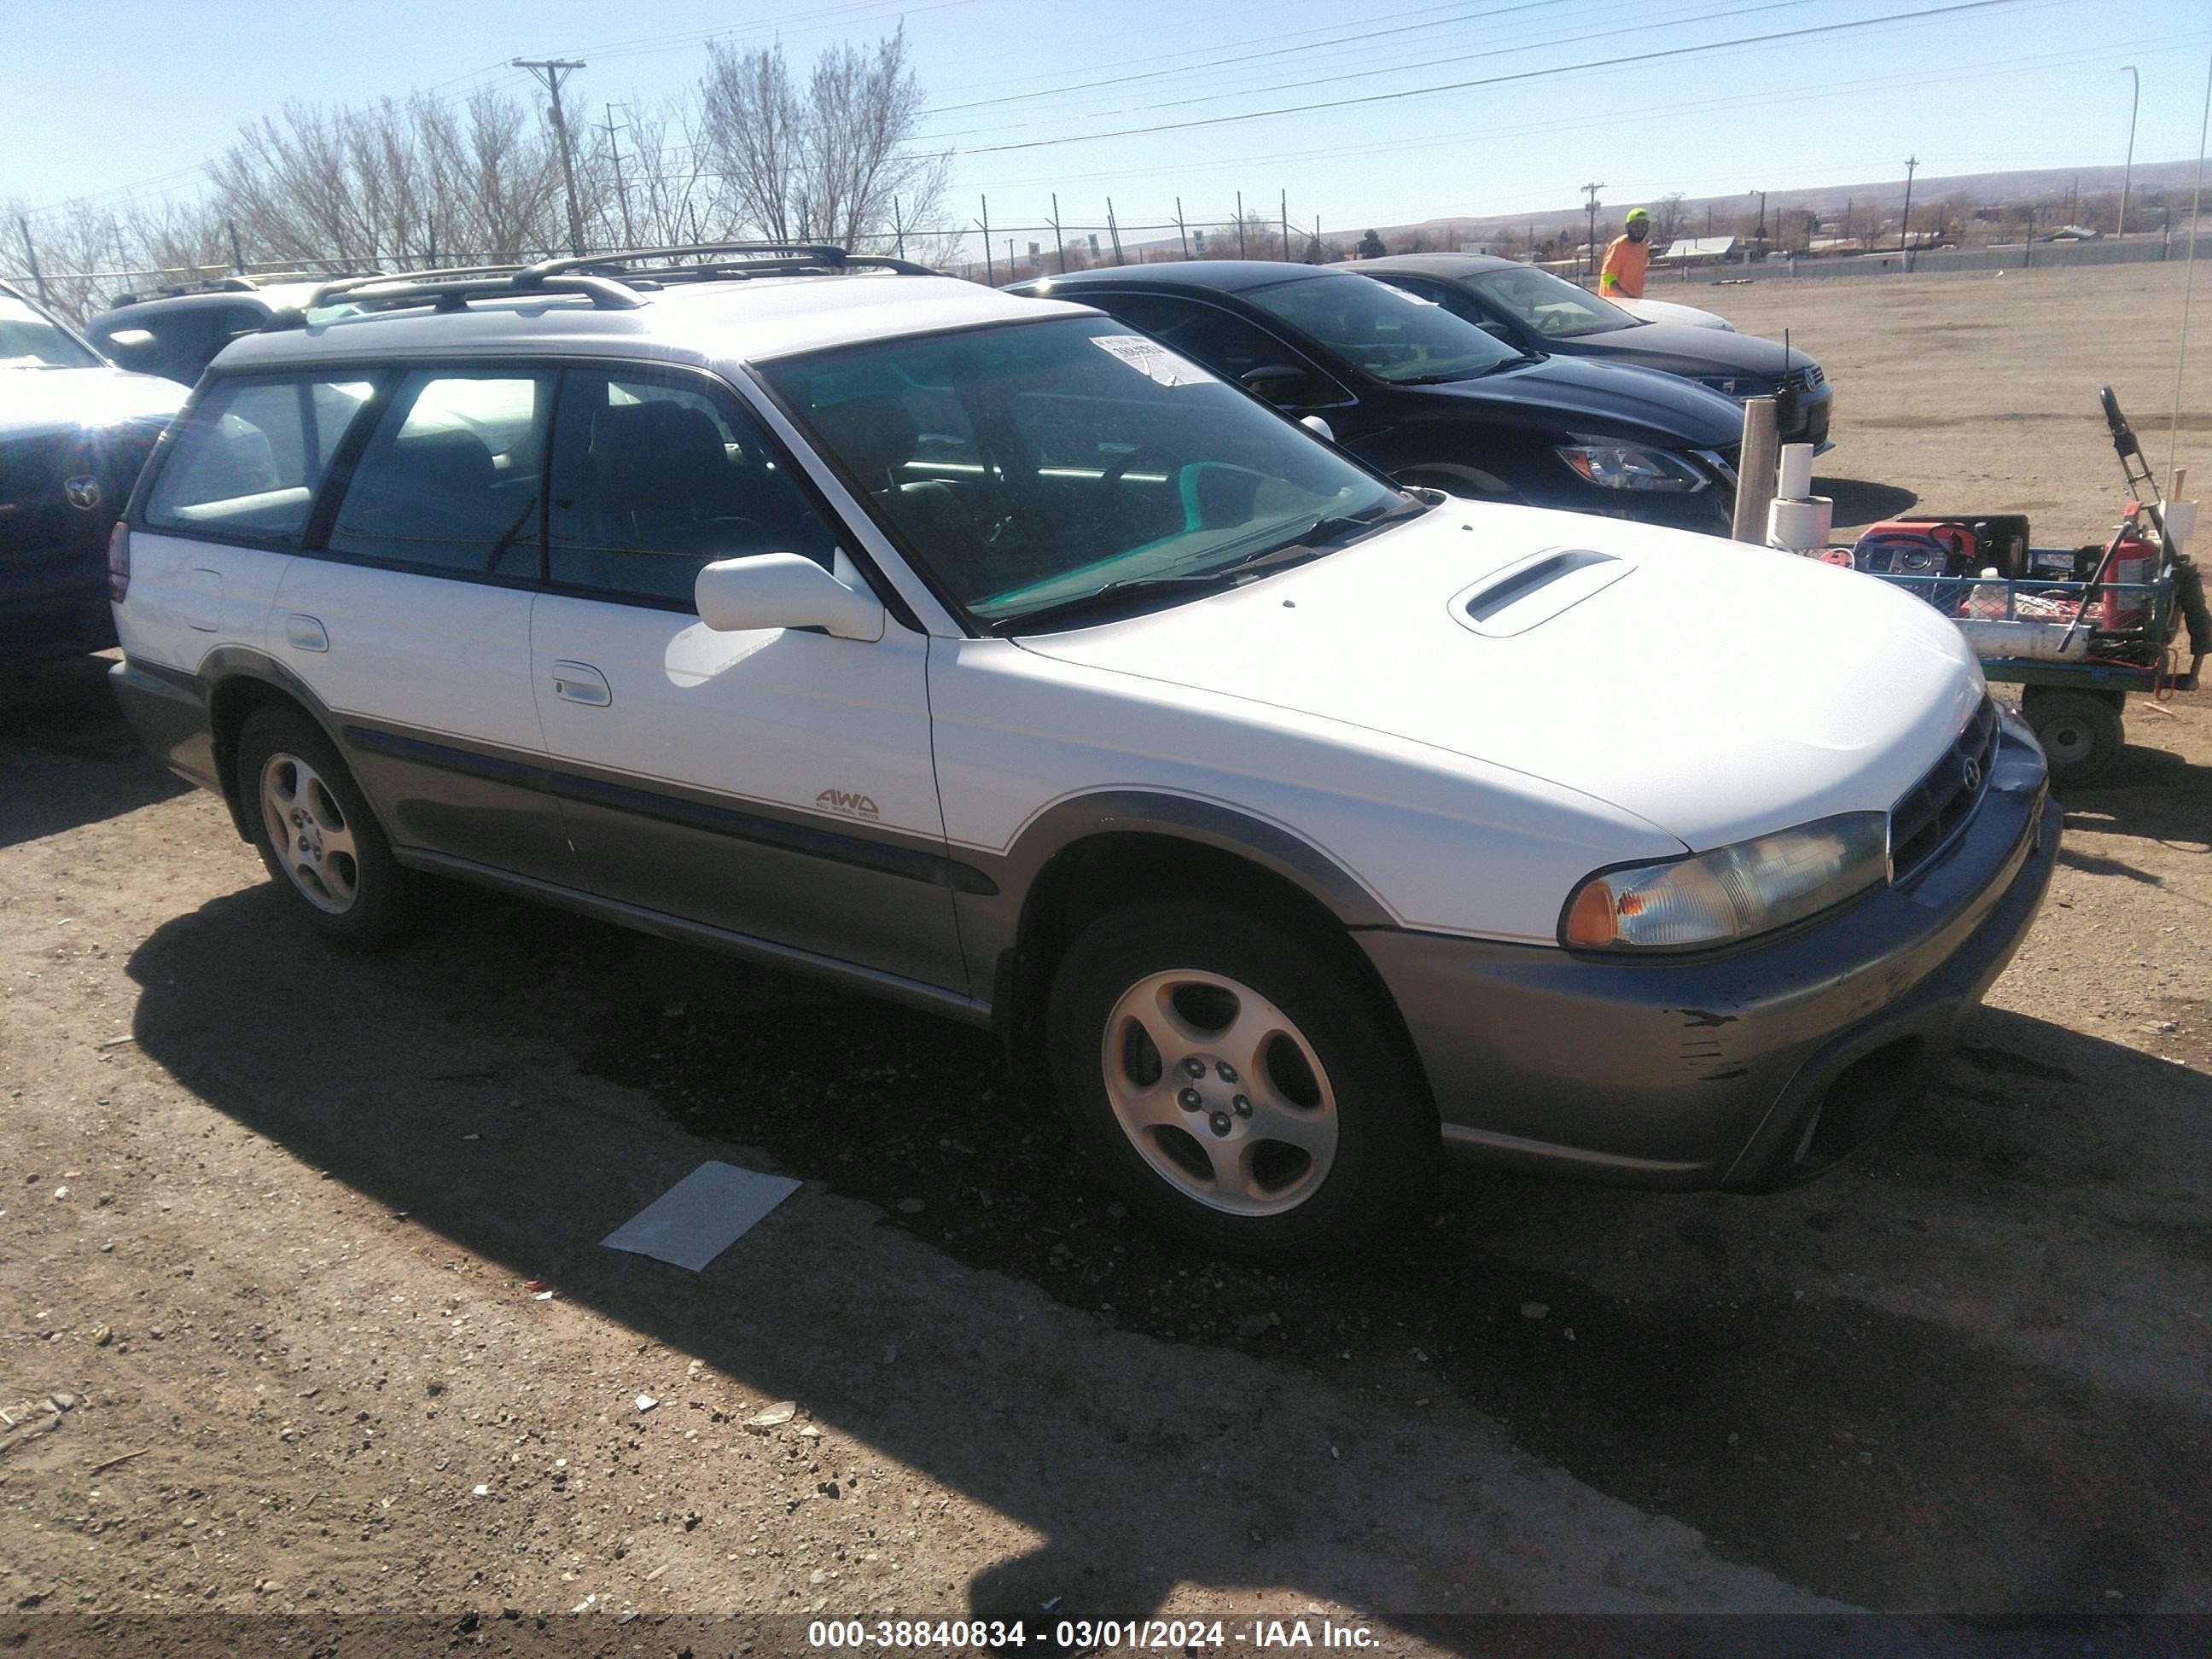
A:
<box><xmin>958</xmin><ymin>0</ymin><xmax>2058</xmax><ymax>155</ymax></box>
<box><xmin>928</xmin><ymin>0</ymin><xmax>1563</xmax><ymax>116</ymax></box>
<box><xmin>1123</xmin><ymin>0</ymin><xmax>1826</xmax><ymax>115</ymax></box>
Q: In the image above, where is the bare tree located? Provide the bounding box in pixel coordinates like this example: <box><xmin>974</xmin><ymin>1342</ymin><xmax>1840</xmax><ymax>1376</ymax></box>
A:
<box><xmin>700</xmin><ymin>26</ymin><xmax>952</xmax><ymax>256</ymax></box>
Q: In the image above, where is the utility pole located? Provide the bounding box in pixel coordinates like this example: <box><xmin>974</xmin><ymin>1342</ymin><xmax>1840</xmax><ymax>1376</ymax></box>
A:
<box><xmin>1280</xmin><ymin>189</ymin><xmax>1290</xmax><ymax>261</ymax></box>
<box><xmin>229</xmin><ymin>218</ymin><xmax>247</xmax><ymax>275</ymax></box>
<box><xmin>1050</xmin><ymin>193</ymin><xmax>1065</xmax><ymax>273</ymax></box>
<box><xmin>1005</xmin><ymin>238</ymin><xmax>1015</xmax><ymax>276</ymax></box>
<box><xmin>598</xmin><ymin>104</ymin><xmax>635</xmax><ymax>249</ymax></box>
<box><xmin>1900</xmin><ymin>155</ymin><xmax>1920</xmax><ymax>261</ymax></box>
<box><xmin>2119</xmin><ymin>65</ymin><xmax>2140</xmax><ymax>236</ymax></box>
<box><xmin>1752</xmin><ymin>189</ymin><xmax>1767</xmax><ymax>252</ymax></box>
<box><xmin>1580</xmin><ymin>181</ymin><xmax>1604</xmax><ymax>278</ymax></box>
<box><xmin>1237</xmin><ymin>190</ymin><xmax>1247</xmax><ymax>257</ymax></box>
<box><xmin>15</xmin><ymin>215</ymin><xmax>51</xmax><ymax>305</ymax></box>
<box><xmin>892</xmin><ymin>195</ymin><xmax>906</xmax><ymax>260</ymax></box>
<box><xmin>1105</xmin><ymin>198</ymin><xmax>1124</xmax><ymax>265</ymax></box>
<box><xmin>979</xmin><ymin>196</ymin><xmax>994</xmax><ymax>283</ymax></box>
<box><xmin>513</xmin><ymin>57</ymin><xmax>588</xmax><ymax>258</ymax></box>
<box><xmin>1175</xmin><ymin>196</ymin><xmax>1190</xmax><ymax>259</ymax></box>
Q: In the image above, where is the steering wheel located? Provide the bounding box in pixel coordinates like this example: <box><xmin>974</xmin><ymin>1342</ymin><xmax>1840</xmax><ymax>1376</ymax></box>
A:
<box><xmin>1100</xmin><ymin>445</ymin><xmax>1184</xmax><ymax>495</ymax></box>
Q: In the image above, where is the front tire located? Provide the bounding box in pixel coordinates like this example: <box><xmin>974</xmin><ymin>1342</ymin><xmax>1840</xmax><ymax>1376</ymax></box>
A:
<box><xmin>1045</xmin><ymin>899</ymin><xmax>1433</xmax><ymax>1262</ymax></box>
<box><xmin>236</xmin><ymin>706</ymin><xmax>414</xmax><ymax>946</ymax></box>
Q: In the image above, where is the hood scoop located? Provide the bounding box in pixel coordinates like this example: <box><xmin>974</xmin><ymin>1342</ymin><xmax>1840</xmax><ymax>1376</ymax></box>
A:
<box><xmin>1451</xmin><ymin>547</ymin><xmax>1634</xmax><ymax>637</ymax></box>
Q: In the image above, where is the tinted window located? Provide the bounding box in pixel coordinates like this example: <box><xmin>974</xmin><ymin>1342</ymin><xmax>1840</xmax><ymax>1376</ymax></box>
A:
<box><xmin>547</xmin><ymin>371</ymin><xmax>842</xmax><ymax>604</ymax></box>
<box><xmin>143</xmin><ymin>375</ymin><xmax>376</xmax><ymax>544</ymax></box>
<box><xmin>1084</xmin><ymin>293</ymin><xmax>1310</xmax><ymax>386</ymax></box>
<box><xmin>1468</xmin><ymin>267</ymin><xmax>1639</xmax><ymax>338</ymax></box>
<box><xmin>1247</xmin><ymin>272</ymin><xmax>1522</xmax><ymax>383</ymax></box>
<box><xmin>761</xmin><ymin>316</ymin><xmax>1404</xmax><ymax>628</ymax></box>
<box><xmin>328</xmin><ymin>372</ymin><xmax>549</xmax><ymax>578</ymax></box>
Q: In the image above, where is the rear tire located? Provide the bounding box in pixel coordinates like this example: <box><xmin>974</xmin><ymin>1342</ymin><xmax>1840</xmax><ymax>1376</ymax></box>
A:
<box><xmin>236</xmin><ymin>706</ymin><xmax>415</xmax><ymax>946</ymax></box>
<box><xmin>2021</xmin><ymin>687</ymin><xmax>2123</xmax><ymax>789</ymax></box>
<box><xmin>1045</xmin><ymin>899</ymin><xmax>1434</xmax><ymax>1263</ymax></box>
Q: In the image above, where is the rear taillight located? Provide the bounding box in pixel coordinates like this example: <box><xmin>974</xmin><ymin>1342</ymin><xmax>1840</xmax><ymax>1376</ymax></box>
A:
<box><xmin>108</xmin><ymin>521</ymin><xmax>131</xmax><ymax>602</ymax></box>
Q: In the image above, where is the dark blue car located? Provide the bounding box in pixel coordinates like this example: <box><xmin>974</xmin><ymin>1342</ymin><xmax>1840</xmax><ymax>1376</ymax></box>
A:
<box><xmin>1010</xmin><ymin>261</ymin><xmax>1749</xmax><ymax>534</ymax></box>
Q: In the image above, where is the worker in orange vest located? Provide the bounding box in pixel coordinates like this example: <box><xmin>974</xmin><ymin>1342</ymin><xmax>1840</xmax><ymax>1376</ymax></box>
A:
<box><xmin>1600</xmin><ymin>207</ymin><xmax>1652</xmax><ymax>300</ymax></box>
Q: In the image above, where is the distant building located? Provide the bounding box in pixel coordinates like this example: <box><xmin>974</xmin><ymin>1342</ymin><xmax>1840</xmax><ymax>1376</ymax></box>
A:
<box><xmin>1657</xmin><ymin>236</ymin><xmax>1735</xmax><ymax>265</ymax></box>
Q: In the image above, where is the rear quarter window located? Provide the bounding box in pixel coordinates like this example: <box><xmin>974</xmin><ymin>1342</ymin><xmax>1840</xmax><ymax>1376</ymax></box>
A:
<box><xmin>142</xmin><ymin>375</ymin><xmax>377</xmax><ymax>546</ymax></box>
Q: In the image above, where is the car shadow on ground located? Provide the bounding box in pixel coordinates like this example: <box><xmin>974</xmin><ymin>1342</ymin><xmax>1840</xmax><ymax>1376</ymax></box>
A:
<box><xmin>119</xmin><ymin>851</ymin><xmax>2212</xmax><ymax>1617</ymax></box>
<box><xmin>1816</xmin><ymin>477</ymin><xmax>1918</xmax><ymax>530</ymax></box>
<box><xmin>0</xmin><ymin>655</ymin><xmax>187</xmax><ymax>848</ymax></box>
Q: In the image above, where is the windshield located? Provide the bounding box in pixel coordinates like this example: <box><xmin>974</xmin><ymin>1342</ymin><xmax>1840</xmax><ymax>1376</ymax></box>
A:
<box><xmin>1469</xmin><ymin>267</ymin><xmax>1639</xmax><ymax>339</ymax></box>
<box><xmin>0</xmin><ymin>294</ymin><xmax>102</xmax><ymax>370</ymax></box>
<box><xmin>760</xmin><ymin>317</ymin><xmax>1407</xmax><ymax>629</ymax></box>
<box><xmin>1243</xmin><ymin>271</ymin><xmax>1523</xmax><ymax>383</ymax></box>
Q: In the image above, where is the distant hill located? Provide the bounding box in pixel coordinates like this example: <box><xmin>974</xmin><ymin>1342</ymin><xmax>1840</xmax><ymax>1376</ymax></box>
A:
<box><xmin>1367</xmin><ymin>159</ymin><xmax>2205</xmax><ymax>247</ymax></box>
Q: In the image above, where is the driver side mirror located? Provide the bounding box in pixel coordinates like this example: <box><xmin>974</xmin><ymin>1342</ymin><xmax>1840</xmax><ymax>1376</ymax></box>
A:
<box><xmin>695</xmin><ymin>553</ymin><xmax>885</xmax><ymax>642</ymax></box>
<box><xmin>102</xmin><ymin>328</ymin><xmax>160</xmax><ymax>374</ymax></box>
<box><xmin>1476</xmin><ymin>320</ymin><xmax>1518</xmax><ymax>345</ymax></box>
<box><xmin>1241</xmin><ymin>364</ymin><xmax>1318</xmax><ymax>407</ymax></box>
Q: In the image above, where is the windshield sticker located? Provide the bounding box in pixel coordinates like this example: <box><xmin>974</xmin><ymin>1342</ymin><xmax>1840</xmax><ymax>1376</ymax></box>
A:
<box><xmin>1091</xmin><ymin>333</ymin><xmax>1208</xmax><ymax>387</ymax></box>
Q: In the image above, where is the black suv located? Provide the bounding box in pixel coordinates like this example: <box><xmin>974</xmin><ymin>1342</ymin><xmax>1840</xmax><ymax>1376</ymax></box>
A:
<box><xmin>1010</xmin><ymin>261</ymin><xmax>1747</xmax><ymax>534</ymax></box>
<box><xmin>1360</xmin><ymin>254</ymin><xmax>1833</xmax><ymax>451</ymax></box>
<box><xmin>84</xmin><ymin>277</ymin><xmax>360</xmax><ymax>387</ymax></box>
<box><xmin>1</xmin><ymin>280</ymin><xmax>184</xmax><ymax>666</ymax></box>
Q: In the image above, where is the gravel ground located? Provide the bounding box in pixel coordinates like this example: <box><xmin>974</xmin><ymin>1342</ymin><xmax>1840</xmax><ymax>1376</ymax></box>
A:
<box><xmin>3</xmin><ymin>260</ymin><xmax>2209</xmax><ymax>1649</ymax></box>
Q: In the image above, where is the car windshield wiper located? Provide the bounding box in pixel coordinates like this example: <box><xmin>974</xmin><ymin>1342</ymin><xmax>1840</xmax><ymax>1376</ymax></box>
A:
<box><xmin>990</xmin><ymin>571</ymin><xmax>1245</xmax><ymax>635</ymax></box>
<box><xmin>992</xmin><ymin>498</ymin><xmax>1428</xmax><ymax>636</ymax></box>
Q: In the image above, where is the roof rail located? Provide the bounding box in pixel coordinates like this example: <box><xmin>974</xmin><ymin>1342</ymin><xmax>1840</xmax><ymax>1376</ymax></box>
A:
<box><xmin>530</xmin><ymin>241</ymin><xmax>937</xmax><ymax>282</ymax></box>
<box><xmin>255</xmin><ymin>241</ymin><xmax>931</xmax><ymax>332</ymax></box>
<box><xmin>261</xmin><ymin>265</ymin><xmax>645</xmax><ymax>330</ymax></box>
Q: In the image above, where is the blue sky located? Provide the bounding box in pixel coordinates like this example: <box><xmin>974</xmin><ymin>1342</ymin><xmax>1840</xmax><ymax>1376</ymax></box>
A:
<box><xmin>6</xmin><ymin>0</ymin><xmax>2209</xmax><ymax>251</ymax></box>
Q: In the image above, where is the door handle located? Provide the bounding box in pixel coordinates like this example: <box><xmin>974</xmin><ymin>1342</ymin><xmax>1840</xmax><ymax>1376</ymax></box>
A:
<box><xmin>550</xmin><ymin>661</ymin><xmax>612</xmax><ymax>707</ymax></box>
<box><xmin>284</xmin><ymin>613</ymin><xmax>329</xmax><ymax>653</ymax></box>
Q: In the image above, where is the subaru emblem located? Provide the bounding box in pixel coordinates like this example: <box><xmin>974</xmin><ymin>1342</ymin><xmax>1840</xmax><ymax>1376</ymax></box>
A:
<box><xmin>64</xmin><ymin>475</ymin><xmax>102</xmax><ymax>511</ymax></box>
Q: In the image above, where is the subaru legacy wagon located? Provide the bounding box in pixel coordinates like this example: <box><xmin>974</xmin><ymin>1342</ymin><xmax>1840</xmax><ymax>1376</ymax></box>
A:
<box><xmin>109</xmin><ymin>245</ymin><xmax>2058</xmax><ymax>1259</ymax></box>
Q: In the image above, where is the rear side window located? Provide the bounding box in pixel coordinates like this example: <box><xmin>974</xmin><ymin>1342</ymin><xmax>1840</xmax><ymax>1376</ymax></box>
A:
<box><xmin>546</xmin><ymin>370</ymin><xmax>842</xmax><ymax>604</ymax></box>
<box><xmin>143</xmin><ymin>375</ymin><xmax>376</xmax><ymax>545</ymax></box>
<box><xmin>328</xmin><ymin>372</ymin><xmax>550</xmax><ymax>579</ymax></box>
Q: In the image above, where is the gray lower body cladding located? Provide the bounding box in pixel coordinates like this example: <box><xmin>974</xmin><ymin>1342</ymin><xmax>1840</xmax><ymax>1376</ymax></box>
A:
<box><xmin>1359</xmin><ymin>713</ymin><xmax>2057</xmax><ymax>1189</ymax></box>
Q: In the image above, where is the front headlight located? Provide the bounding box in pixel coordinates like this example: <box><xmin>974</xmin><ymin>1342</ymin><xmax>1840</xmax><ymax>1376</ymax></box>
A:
<box><xmin>1556</xmin><ymin>444</ymin><xmax>1708</xmax><ymax>492</ymax></box>
<box><xmin>1562</xmin><ymin>812</ymin><xmax>1889</xmax><ymax>952</ymax></box>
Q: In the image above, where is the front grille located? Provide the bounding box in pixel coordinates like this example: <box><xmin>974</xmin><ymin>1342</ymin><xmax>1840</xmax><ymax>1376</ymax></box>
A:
<box><xmin>1889</xmin><ymin>696</ymin><xmax>1998</xmax><ymax>881</ymax></box>
<box><xmin>1782</xmin><ymin>364</ymin><xmax>1825</xmax><ymax>392</ymax></box>
<box><xmin>0</xmin><ymin>432</ymin><xmax>80</xmax><ymax>562</ymax></box>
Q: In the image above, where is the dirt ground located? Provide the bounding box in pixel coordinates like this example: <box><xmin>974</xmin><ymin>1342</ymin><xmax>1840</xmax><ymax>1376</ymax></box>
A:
<box><xmin>3</xmin><ymin>260</ymin><xmax>2211</xmax><ymax>1652</ymax></box>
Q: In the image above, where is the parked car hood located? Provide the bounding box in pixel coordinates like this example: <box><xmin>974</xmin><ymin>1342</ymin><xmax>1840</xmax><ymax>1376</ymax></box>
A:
<box><xmin>0</xmin><ymin>364</ymin><xmax>185</xmax><ymax>439</ymax></box>
<box><xmin>1559</xmin><ymin>321</ymin><xmax>1813</xmax><ymax>382</ymax></box>
<box><xmin>1018</xmin><ymin>503</ymin><xmax>1982</xmax><ymax>851</ymax></box>
<box><xmin>1413</xmin><ymin>354</ymin><xmax>1746</xmax><ymax>448</ymax></box>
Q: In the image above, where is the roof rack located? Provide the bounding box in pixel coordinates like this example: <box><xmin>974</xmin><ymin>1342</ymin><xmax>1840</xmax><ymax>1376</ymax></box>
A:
<box><xmin>258</xmin><ymin>242</ymin><xmax>933</xmax><ymax>329</ymax></box>
<box><xmin>262</xmin><ymin>265</ymin><xmax>646</xmax><ymax>329</ymax></box>
<box><xmin>528</xmin><ymin>241</ymin><xmax>935</xmax><ymax>282</ymax></box>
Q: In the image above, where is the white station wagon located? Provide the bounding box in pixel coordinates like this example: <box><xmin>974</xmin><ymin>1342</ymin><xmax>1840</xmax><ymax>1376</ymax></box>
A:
<box><xmin>109</xmin><ymin>245</ymin><xmax>2058</xmax><ymax>1258</ymax></box>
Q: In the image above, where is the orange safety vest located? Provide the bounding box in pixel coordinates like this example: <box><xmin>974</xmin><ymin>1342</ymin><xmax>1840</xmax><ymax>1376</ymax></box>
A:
<box><xmin>1600</xmin><ymin>235</ymin><xmax>1650</xmax><ymax>299</ymax></box>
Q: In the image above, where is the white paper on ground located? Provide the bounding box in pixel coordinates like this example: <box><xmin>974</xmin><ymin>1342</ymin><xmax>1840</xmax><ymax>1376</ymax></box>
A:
<box><xmin>601</xmin><ymin>1161</ymin><xmax>802</xmax><ymax>1272</ymax></box>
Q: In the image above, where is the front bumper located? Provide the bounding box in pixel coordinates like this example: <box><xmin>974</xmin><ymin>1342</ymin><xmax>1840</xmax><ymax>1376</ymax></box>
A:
<box><xmin>1359</xmin><ymin>709</ymin><xmax>2058</xmax><ymax>1190</ymax></box>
